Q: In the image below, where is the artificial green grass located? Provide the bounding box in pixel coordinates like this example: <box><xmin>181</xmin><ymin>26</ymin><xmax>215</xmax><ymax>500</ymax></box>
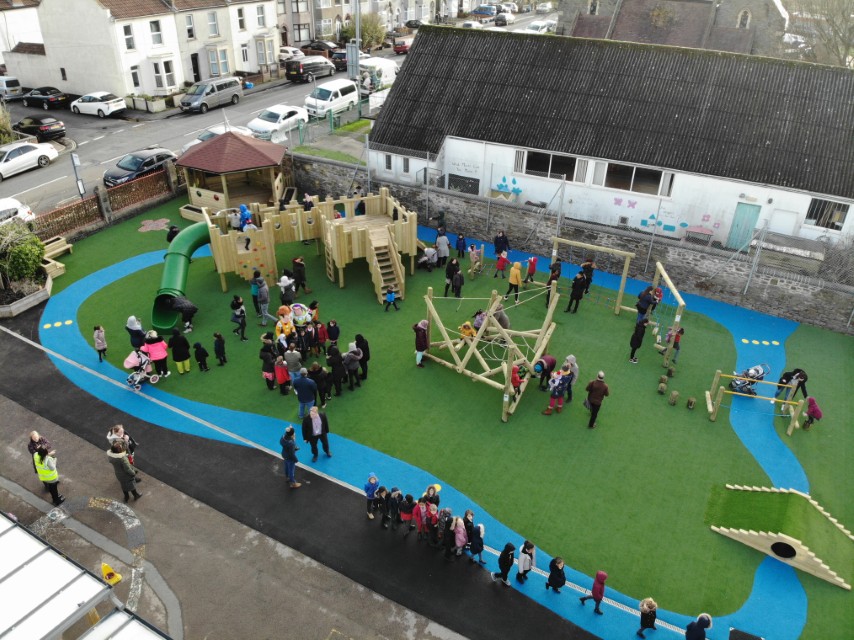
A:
<box><xmin>291</xmin><ymin>146</ymin><xmax>365</xmax><ymax>164</ymax></box>
<box><xmin>63</xmin><ymin>201</ymin><xmax>854</xmax><ymax>637</ymax></box>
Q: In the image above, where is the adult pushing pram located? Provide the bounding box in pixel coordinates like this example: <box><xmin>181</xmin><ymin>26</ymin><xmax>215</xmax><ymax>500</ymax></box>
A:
<box><xmin>730</xmin><ymin>363</ymin><xmax>770</xmax><ymax>396</ymax></box>
<box><xmin>124</xmin><ymin>350</ymin><xmax>160</xmax><ymax>390</ymax></box>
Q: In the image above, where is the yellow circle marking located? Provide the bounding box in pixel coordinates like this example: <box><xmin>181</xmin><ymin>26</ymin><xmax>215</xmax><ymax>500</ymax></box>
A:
<box><xmin>53</xmin><ymin>322</ymin><xmax>62</xmax><ymax>327</ymax></box>
<box><xmin>751</xmin><ymin>340</ymin><xmax>759</xmax><ymax>344</ymax></box>
<box><xmin>741</xmin><ymin>338</ymin><xmax>749</xmax><ymax>343</ymax></box>
<box><xmin>43</xmin><ymin>323</ymin><xmax>52</xmax><ymax>329</ymax></box>
<box><xmin>771</xmin><ymin>340</ymin><xmax>780</xmax><ymax>346</ymax></box>
<box><xmin>64</xmin><ymin>320</ymin><xmax>73</xmax><ymax>325</ymax></box>
<box><xmin>761</xmin><ymin>340</ymin><xmax>769</xmax><ymax>345</ymax></box>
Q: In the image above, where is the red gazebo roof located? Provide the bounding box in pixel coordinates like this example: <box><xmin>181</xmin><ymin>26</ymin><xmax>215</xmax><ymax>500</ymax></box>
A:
<box><xmin>177</xmin><ymin>132</ymin><xmax>286</xmax><ymax>174</ymax></box>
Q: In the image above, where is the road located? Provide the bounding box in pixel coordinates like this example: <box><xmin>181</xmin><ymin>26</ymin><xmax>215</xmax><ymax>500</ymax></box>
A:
<box><xmin>0</xmin><ymin>13</ymin><xmax>556</xmax><ymax>214</ymax></box>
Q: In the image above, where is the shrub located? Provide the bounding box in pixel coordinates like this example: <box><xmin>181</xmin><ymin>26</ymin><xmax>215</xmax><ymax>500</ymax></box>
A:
<box><xmin>0</xmin><ymin>223</ymin><xmax>45</xmax><ymax>288</ymax></box>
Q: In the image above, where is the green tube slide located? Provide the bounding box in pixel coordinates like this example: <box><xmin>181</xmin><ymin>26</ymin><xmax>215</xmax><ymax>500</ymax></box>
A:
<box><xmin>152</xmin><ymin>221</ymin><xmax>211</xmax><ymax>333</ymax></box>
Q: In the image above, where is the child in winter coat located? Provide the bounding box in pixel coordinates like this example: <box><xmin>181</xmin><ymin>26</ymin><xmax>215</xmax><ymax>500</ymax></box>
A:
<box><xmin>423</xmin><ymin>484</ymin><xmax>441</xmax><ymax>506</ymax></box>
<box><xmin>685</xmin><ymin>613</ymin><xmax>713</xmax><ymax>640</ymax></box>
<box><xmin>804</xmin><ymin>397</ymin><xmax>823</xmax><ymax>430</ymax></box>
<box><xmin>452</xmin><ymin>516</ymin><xmax>469</xmax><ymax>557</ymax></box>
<box><xmin>455</xmin><ymin>234</ymin><xmax>467</xmax><ymax>258</ymax></box>
<box><xmin>193</xmin><ymin>342</ymin><xmax>210</xmax><ymax>372</ymax></box>
<box><xmin>364</xmin><ymin>472</ymin><xmax>380</xmax><ymax>519</ymax></box>
<box><xmin>426</xmin><ymin>503</ymin><xmax>440</xmax><ymax>546</ymax></box>
<box><xmin>630</xmin><ymin>318</ymin><xmax>650</xmax><ymax>363</ymax></box>
<box><xmin>468</xmin><ymin>523</ymin><xmax>486</xmax><ymax>564</ymax></box>
<box><xmin>413</xmin><ymin>498</ymin><xmax>430</xmax><ymax>541</ymax></box>
<box><xmin>375</xmin><ymin>486</ymin><xmax>391</xmax><ymax>528</ymax></box>
<box><xmin>637</xmin><ymin>597</ymin><xmax>658</xmax><ymax>638</ymax></box>
<box><xmin>523</xmin><ymin>255</ymin><xmax>538</xmax><ymax>284</ymax></box>
<box><xmin>511</xmin><ymin>365</ymin><xmax>524</xmax><ymax>401</ymax></box>
<box><xmin>546</xmin><ymin>557</ymin><xmax>567</xmax><ymax>593</ymax></box>
<box><xmin>543</xmin><ymin>365</ymin><xmax>573</xmax><ymax>415</ymax></box>
<box><xmin>491</xmin><ymin>542</ymin><xmax>516</xmax><ymax>586</ymax></box>
<box><xmin>94</xmin><ymin>325</ymin><xmax>107</xmax><ymax>362</ymax></box>
<box><xmin>388</xmin><ymin>487</ymin><xmax>402</xmax><ymax>530</ymax></box>
<box><xmin>213</xmin><ymin>332</ymin><xmax>227</xmax><ymax>366</ymax></box>
<box><xmin>516</xmin><ymin>540</ymin><xmax>536</xmax><ymax>582</ymax></box>
<box><xmin>315</xmin><ymin>321</ymin><xmax>329</xmax><ymax>354</ymax></box>
<box><xmin>384</xmin><ymin>286</ymin><xmax>400</xmax><ymax>311</ymax></box>
<box><xmin>274</xmin><ymin>356</ymin><xmax>291</xmax><ymax>395</ymax></box>
<box><xmin>326</xmin><ymin>319</ymin><xmax>340</xmax><ymax>349</ymax></box>
<box><xmin>579</xmin><ymin>570</ymin><xmax>608</xmax><ymax>615</ymax></box>
<box><xmin>494</xmin><ymin>251</ymin><xmax>510</xmax><ymax>279</ymax></box>
<box><xmin>399</xmin><ymin>494</ymin><xmax>416</xmax><ymax>536</ymax></box>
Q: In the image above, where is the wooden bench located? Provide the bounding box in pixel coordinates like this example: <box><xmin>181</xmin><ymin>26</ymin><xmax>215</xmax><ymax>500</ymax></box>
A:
<box><xmin>41</xmin><ymin>257</ymin><xmax>66</xmax><ymax>279</ymax></box>
<box><xmin>43</xmin><ymin>236</ymin><xmax>73</xmax><ymax>260</ymax></box>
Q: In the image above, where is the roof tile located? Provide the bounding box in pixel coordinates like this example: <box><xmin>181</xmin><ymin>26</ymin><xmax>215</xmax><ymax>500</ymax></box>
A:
<box><xmin>177</xmin><ymin>132</ymin><xmax>286</xmax><ymax>173</ymax></box>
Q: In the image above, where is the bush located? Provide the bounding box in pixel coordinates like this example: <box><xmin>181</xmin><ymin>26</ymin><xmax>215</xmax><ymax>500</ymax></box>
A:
<box><xmin>0</xmin><ymin>223</ymin><xmax>45</xmax><ymax>288</ymax></box>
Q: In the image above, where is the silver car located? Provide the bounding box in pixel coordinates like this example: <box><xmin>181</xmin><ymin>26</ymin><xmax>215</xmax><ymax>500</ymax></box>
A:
<box><xmin>0</xmin><ymin>142</ymin><xmax>58</xmax><ymax>183</ymax></box>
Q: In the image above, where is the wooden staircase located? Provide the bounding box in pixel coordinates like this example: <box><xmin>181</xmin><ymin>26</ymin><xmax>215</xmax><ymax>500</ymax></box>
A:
<box><xmin>368</xmin><ymin>228</ymin><xmax>405</xmax><ymax>304</ymax></box>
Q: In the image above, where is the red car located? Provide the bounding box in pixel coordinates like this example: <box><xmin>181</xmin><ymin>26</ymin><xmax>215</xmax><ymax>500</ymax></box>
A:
<box><xmin>393</xmin><ymin>37</ymin><xmax>414</xmax><ymax>54</ymax></box>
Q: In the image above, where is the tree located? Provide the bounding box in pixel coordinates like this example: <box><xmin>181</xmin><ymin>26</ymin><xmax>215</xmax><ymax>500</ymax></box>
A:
<box><xmin>788</xmin><ymin>0</ymin><xmax>854</xmax><ymax>67</ymax></box>
<box><xmin>339</xmin><ymin>14</ymin><xmax>388</xmax><ymax>51</ymax></box>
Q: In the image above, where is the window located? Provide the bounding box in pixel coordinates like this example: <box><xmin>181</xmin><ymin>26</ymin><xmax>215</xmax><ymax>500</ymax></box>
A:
<box><xmin>242</xmin><ymin>43</ymin><xmax>249</xmax><ymax>62</ymax></box>
<box><xmin>60</xmin><ymin>67</ymin><xmax>67</xmax><ymax>81</ymax></box>
<box><xmin>385</xmin><ymin>154</ymin><xmax>392</xmax><ymax>170</ymax></box>
<box><xmin>317</xmin><ymin>18</ymin><xmax>333</xmax><ymax>36</ymax></box>
<box><xmin>256</xmin><ymin>40</ymin><xmax>267</xmax><ymax>64</ymax></box>
<box><xmin>574</xmin><ymin>159</ymin><xmax>588</xmax><ymax>183</ymax></box>
<box><xmin>403</xmin><ymin>158</ymin><xmax>410</xmax><ymax>174</ymax></box>
<box><xmin>257</xmin><ymin>5</ymin><xmax>267</xmax><ymax>27</ymax></box>
<box><xmin>130</xmin><ymin>65</ymin><xmax>140</xmax><ymax>88</ymax></box>
<box><xmin>238</xmin><ymin>8</ymin><xmax>246</xmax><ymax>29</ymax></box>
<box><xmin>659</xmin><ymin>171</ymin><xmax>674</xmax><ymax>197</ymax></box>
<box><xmin>737</xmin><ymin>9</ymin><xmax>750</xmax><ymax>28</ymax></box>
<box><xmin>278</xmin><ymin>0</ymin><xmax>288</xmax><ymax>13</ymax></box>
<box><xmin>208</xmin><ymin>11</ymin><xmax>220</xmax><ymax>36</ymax></box>
<box><xmin>592</xmin><ymin>161</ymin><xmax>667</xmax><ymax>194</ymax></box>
<box><xmin>293</xmin><ymin>0</ymin><xmax>308</xmax><ymax>13</ymax></box>
<box><xmin>209</xmin><ymin>49</ymin><xmax>220</xmax><ymax>75</ymax></box>
<box><xmin>319</xmin><ymin>0</ymin><xmax>332</xmax><ymax>7</ymax></box>
<box><xmin>150</xmin><ymin>20</ymin><xmax>163</xmax><ymax>45</ymax></box>
<box><xmin>123</xmin><ymin>25</ymin><xmax>135</xmax><ymax>50</ymax></box>
<box><xmin>588</xmin><ymin>0</ymin><xmax>598</xmax><ymax>14</ymax></box>
<box><xmin>522</xmin><ymin>151</ymin><xmax>584</xmax><ymax>182</ymax></box>
<box><xmin>805</xmin><ymin>198</ymin><xmax>849</xmax><ymax>230</ymax></box>
<box><xmin>153</xmin><ymin>61</ymin><xmax>174</xmax><ymax>88</ymax></box>
<box><xmin>294</xmin><ymin>23</ymin><xmax>310</xmax><ymax>40</ymax></box>
<box><xmin>514</xmin><ymin>150</ymin><xmax>524</xmax><ymax>173</ymax></box>
<box><xmin>524</xmin><ymin>151</ymin><xmax>550</xmax><ymax>177</ymax></box>
<box><xmin>219</xmin><ymin>49</ymin><xmax>230</xmax><ymax>74</ymax></box>
<box><xmin>164</xmin><ymin>60</ymin><xmax>175</xmax><ymax>86</ymax></box>
<box><xmin>186</xmin><ymin>15</ymin><xmax>195</xmax><ymax>39</ymax></box>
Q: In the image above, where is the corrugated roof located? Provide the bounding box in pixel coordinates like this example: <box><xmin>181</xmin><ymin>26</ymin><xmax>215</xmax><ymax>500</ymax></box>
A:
<box><xmin>371</xmin><ymin>28</ymin><xmax>854</xmax><ymax>200</ymax></box>
<box><xmin>177</xmin><ymin>132</ymin><xmax>285</xmax><ymax>173</ymax></box>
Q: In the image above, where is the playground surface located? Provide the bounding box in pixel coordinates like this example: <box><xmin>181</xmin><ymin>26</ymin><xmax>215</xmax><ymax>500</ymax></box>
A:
<box><xmin>4</xmin><ymin>196</ymin><xmax>854</xmax><ymax>639</ymax></box>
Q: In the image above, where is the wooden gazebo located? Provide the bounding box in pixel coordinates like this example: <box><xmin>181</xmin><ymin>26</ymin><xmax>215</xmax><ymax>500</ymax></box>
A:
<box><xmin>177</xmin><ymin>132</ymin><xmax>290</xmax><ymax>210</ymax></box>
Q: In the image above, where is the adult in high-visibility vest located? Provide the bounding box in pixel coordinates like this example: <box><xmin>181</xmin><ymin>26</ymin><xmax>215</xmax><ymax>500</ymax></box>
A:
<box><xmin>33</xmin><ymin>447</ymin><xmax>64</xmax><ymax>506</ymax></box>
<box><xmin>27</xmin><ymin>431</ymin><xmax>52</xmax><ymax>489</ymax></box>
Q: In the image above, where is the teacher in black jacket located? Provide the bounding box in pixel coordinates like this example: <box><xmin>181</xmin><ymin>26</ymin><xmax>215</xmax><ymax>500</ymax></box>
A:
<box><xmin>301</xmin><ymin>406</ymin><xmax>331</xmax><ymax>462</ymax></box>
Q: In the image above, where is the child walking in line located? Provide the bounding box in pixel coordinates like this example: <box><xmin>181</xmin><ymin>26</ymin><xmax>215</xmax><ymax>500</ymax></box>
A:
<box><xmin>491</xmin><ymin>542</ymin><xmax>516</xmax><ymax>586</ymax></box>
<box><xmin>468</xmin><ymin>523</ymin><xmax>486</xmax><ymax>564</ymax></box>
<box><xmin>637</xmin><ymin>597</ymin><xmax>658</xmax><ymax>638</ymax></box>
<box><xmin>579</xmin><ymin>570</ymin><xmax>608</xmax><ymax>615</ymax></box>
<box><xmin>516</xmin><ymin>540</ymin><xmax>536</xmax><ymax>582</ymax></box>
<box><xmin>384</xmin><ymin>286</ymin><xmax>400</xmax><ymax>311</ymax></box>
<box><xmin>494</xmin><ymin>251</ymin><xmax>510</xmax><ymax>279</ymax></box>
<box><xmin>546</xmin><ymin>557</ymin><xmax>567</xmax><ymax>593</ymax></box>
<box><xmin>274</xmin><ymin>356</ymin><xmax>291</xmax><ymax>395</ymax></box>
<box><xmin>364</xmin><ymin>472</ymin><xmax>380</xmax><ymax>519</ymax></box>
<box><xmin>213</xmin><ymin>332</ymin><xmax>227</xmax><ymax>365</ymax></box>
<box><xmin>399</xmin><ymin>493</ymin><xmax>416</xmax><ymax>536</ymax></box>
<box><xmin>803</xmin><ymin>396</ymin><xmax>822</xmax><ymax>430</ymax></box>
<box><xmin>94</xmin><ymin>325</ymin><xmax>107</xmax><ymax>362</ymax></box>
<box><xmin>193</xmin><ymin>342</ymin><xmax>210</xmax><ymax>372</ymax></box>
<box><xmin>413</xmin><ymin>498</ymin><xmax>430</xmax><ymax>541</ymax></box>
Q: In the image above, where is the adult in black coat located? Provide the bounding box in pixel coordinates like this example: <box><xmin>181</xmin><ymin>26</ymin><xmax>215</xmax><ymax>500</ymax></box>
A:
<box><xmin>443</xmin><ymin>258</ymin><xmax>460</xmax><ymax>297</ymax></box>
<box><xmin>629</xmin><ymin>319</ymin><xmax>649</xmax><ymax>363</ymax></box>
<box><xmin>168</xmin><ymin>328</ymin><xmax>192</xmax><ymax>373</ymax></box>
<box><xmin>292</xmin><ymin>257</ymin><xmax>312</xmax><ymax>294</ymax></box>
<box><xmin>301</xmin><ymin>406</ymin><xmax>331</xmax><ymax>461</ymax></box>
<box><xmin>325</xmin><ymin>346</ymin><xmax>347</xmax><ymax>396</ymax></box>
<box><xmin>566</xmin><ymin>271</ymin><xmax>587</xmax><ymax>313</ymax></box>
<box><xmin>355</xmin><ymin>334</ymin><xmax>370</xmax><ymax>380</ymax></box>
<box><xmin>493</xmin><ymin>230</ymin><xmax>510</xmax><ymax>256</ymax></box>
<box><xmin>126</xmin><ymin>316</ymin><xmax>146</xmax><ymax>349</ymax></box>
<box><xmin>307</xmin><ymin>362</ymin><xmax>330</xmax><ymax>406</ymax></box>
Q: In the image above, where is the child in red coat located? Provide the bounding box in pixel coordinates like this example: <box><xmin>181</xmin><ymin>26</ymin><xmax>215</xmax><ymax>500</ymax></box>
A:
<box><xmin>804</xmin><ymin>397</ymin><xmax>823</xmax><ymax>430</ymax></box>
<box><xmin>274</xmin><ymin>356</ymin><xmax>291</xmax><ymax>395</ymax></box>
<box><xmin>580</xmin><ymin>570</ymin><xmax>608</xmax><ymax>615</ymax></box>
<box><xmin>494</xmin><ymin>252</ymin><xmax>510</xmax><ymax>279</ymax></box>
<box><xmin>315</xmin><ymin>321</ymin><xmax>328</xmax><ymax>356</ymax></box>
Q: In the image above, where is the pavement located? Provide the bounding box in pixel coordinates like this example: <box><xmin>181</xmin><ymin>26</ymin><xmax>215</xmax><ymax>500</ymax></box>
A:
<box><xmin>0</xmin><ymin>303</ymin><xmax>595</xmax><ymax>639</ymax></box>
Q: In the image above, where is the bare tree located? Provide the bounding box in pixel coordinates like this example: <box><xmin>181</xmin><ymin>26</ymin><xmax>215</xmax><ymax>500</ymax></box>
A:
<box><xmin>788</xmin><ymin>0</ymin><xmax>854</xmax><ymax>67</ymax></box>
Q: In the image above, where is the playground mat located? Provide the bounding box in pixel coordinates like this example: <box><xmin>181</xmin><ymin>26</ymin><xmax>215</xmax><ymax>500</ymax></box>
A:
<box><xmin>45</xmin><ymin>199</ymin><xmax>854</xmax><ymax>639</ymax></box>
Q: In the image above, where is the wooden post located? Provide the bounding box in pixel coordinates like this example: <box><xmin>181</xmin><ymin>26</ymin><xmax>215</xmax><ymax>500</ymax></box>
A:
<box><xmin>710</xmin><ymin>385</ymin><xmax>725</xmax><ymax>422</ymax></box>
<box><xmin>614</xmin><ymin>254</ymin><xmax>631</xmax><ymax>316</ymax></box>
<box><xmin>787</xmin><ymin>399</ymin><xmax>805</xmax><ymax>436</ymax></box>
<box><xmin>710</xmin><ymin>370</ymin><xmax>721</xmax><ymax>398</ymax></box>
<box><xmin>501</xmin><ymin>354</ymin><xmax>513</xmax><ymax>422</ymax></box>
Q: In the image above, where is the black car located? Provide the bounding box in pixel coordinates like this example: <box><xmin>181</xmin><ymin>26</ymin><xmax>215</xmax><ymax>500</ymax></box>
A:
<box><xmin>12</xmin><ymin>115</ymin><xmax>66</xmax><ymax>142</ymax></box>
<box><xmin>300</xmin><ymin>40</ymin><xmax>338</xmax><ymax>53</ymax></box>
<box><xmin>21</xmin><ymin>86</ymin><xmax>69</xmax><ymax>110</ymax></box>
<box><xmin>405</xmin><ymin>19</ymin><xmax>424</xmax><ymax>28</ymax></box>
<box><xmin>330</xmin><ymin>49</ymin><xmax>349</xmax><ymax>71</ymax></box>
<box><xmin>103</xmin><ymin>147</ymin><xmax>176</xmax><ymax>187</ymax></box>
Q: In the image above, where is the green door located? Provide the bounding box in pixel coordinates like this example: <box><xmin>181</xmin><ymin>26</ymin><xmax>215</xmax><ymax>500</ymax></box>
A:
<box><xmin>726</xmin><ymin>203</ymin><xmax>761</xmax><ymax>250</ymax></box>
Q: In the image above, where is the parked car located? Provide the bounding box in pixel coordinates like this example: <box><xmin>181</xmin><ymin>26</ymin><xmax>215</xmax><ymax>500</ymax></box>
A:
<box><xmin>0</xmin><ymin>141</ymin><xmax>59</xmax><ymax>182</ymax></box>
<box><xmin>103</xmin><ymin>147</ymin><xmax>176</xmax><ymax>187</ymax></box>
<box><xmin>21</xmin><ymin>87</ymin><xmax>69</xmax><ymax>110</ymax></box>
<box><xmin>543</xmin><ymin>18</ymin><xmax>557</xmax><ymax>31</ymax></box>
<box><xmin>330</xmin><ymin>49</ymin><xmax>369</xmax><ymax>71</ymax></box>
<box><xmin>405</xmin><ymin>19</ymin><xmax>424</xmax><ymax>28</ymax></box>
<box><xmin>0</xmin><ymin>76</ymin><xmax>23</xmax><ymax>101</ymax></box>
<box><xmin>12</xmin><ymin>115</ymin><xmax>66</xmax><ymax>142</ymax></box>
<box><xmin>247</xmin><ymin>104</ymin><xmax>309</xmax><ymax>142</ymax></box>
<box><xmin>300</xmin><ymin>40</ymin><xmax>338</xmax><ymax>53</ymax></box>
<box><xmin>0</xmin><ymin>197</ymin><xmax>35</xmax><ymax>227</ymax></box>
<box><xmin>70</xmin><ymin>92</ymin><xmax>127</xmax><ymax>118</ymax></box>
<box><xmin>180</xmin><ymin>124</ymin><xmax>254</xmax><ymax>154</ymax></box>
<box><xmin>461</xmin><ymin>20</ymin><xmax>485</xmax><ymax>28</ymax></box>
<box><xmin>179</xmin><ymin>77</ymin><xmax>243</xmax><ymax>113</ymax></box>
<box><xmin>304</xmin><ymin>78</ymin><xmax>359</xmax><ymax>117</ymax></box>
<box><xmin>494</xmin><ymin>11</ymin><xmax>516</xmax><ymax>24</ymax></box>
<box><xmin>536</xmin><ymin>1</ymin><xmax>553</xmax><ymax>12</ymax></box>
<box><xmin>393</xmin><ymin>36</ymin><xmax>415</xmax><ymax>54</ymax></box>
<box><xmin>278</xmin><ymin>46</ymin><xmax>304</xmax><ymax>63</ymax></box>
<box><xmin>285</xmin><ymin>56</ymin><xmax>336</xmax><ymax>82</ymax></box>
<box><xmin>471</xmin><ymin>4</ymin><xmax>498</xmax><ymax>19</ymax></box>
<box><xmin>523</xmin><ymin>20</ymin><xmax>551</xmax><ymax>33</ymax></box>
<box><xmin>502</xmin><ymin>2</ymin><xmax>519</xmax><ymax>11</ymax></box>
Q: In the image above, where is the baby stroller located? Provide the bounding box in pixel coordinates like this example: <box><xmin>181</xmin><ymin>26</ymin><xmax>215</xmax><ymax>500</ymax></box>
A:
<box><xmin>730</xmin><ymin>363</ymin><xmax>770</xmax><ymax>396</ymax></box>
<box><xmin>124</xmin><ymin>350</ymin><xmax>160</xmax><ymax>391</ymax></box>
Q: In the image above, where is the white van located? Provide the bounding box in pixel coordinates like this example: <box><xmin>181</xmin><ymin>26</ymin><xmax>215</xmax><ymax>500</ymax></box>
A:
<box><xmin>304</xmin><ymin>78</ymin><xmax>359</xmax><ymax>117</ymax></box>
<box><xmin>0</xmin><ymin>76</ymin><xmax>23</xmax><ymax>101</ymax></box>
<box><xmin>358</xmin><ymin>57</ymin><xmax>398</xmax><ymax>96</ymax></box>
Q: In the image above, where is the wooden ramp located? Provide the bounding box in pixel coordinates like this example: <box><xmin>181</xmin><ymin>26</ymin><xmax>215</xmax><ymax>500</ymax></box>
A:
<box><xmin>368</xmin><ymin>228</ymin><xmax>405</xmax><ymax>304</ymax></box>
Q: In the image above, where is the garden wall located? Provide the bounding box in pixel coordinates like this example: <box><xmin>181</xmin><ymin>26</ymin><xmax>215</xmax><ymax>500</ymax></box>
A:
<box><xmin>293</xmin><ymin>155</ymin><xmax>854</xmax><ymax>334</ymax></box>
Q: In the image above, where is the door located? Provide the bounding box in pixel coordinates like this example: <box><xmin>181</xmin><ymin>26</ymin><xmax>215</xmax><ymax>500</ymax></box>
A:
<box><xmin>726</xmin><ymin>203</ymin><xmax>761</xmax><ymax>250</ymax></box>
<box><xmin>190</xmin><ymin>54</ymin><xmax>201</xmax><ymax>82</ymax></box>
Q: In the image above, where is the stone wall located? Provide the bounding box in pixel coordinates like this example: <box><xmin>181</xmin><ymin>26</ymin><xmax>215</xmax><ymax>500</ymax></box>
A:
<box><xmin>293</xmin><ymin>155</ymin><xmax>854</xmax><ymax>334</ymax></box>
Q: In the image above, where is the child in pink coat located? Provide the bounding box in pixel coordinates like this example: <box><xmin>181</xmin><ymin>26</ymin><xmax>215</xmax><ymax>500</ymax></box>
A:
<box><xmin>452</xmin><ymin>516</ymin><xmax>469</xmax><ymax>557</ymax></box>
<box><xmin>804</xmin><ymin>397</ymin><xmax>823</xmax><ymax>430</ymax></box>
